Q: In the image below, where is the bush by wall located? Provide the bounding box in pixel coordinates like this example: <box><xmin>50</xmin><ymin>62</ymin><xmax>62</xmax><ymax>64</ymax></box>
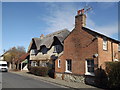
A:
<box><xmin>48</xmin><ymin>69</ymin><xmax>55</xmax><ymax>78</ymax></box>
<box><xmin>94</xmin><ymin>67</ymin><xmax>108</xmax><ymax>88</ymax></box>
<box><xmin>29</xmin><ymin>66</ymin><xmax>49</xmax><ymax>77</ymax></box>
<box><xmin>106</xmin><ymin>62</ymin><xmax>120</xmax><ymax>88</ymax></box>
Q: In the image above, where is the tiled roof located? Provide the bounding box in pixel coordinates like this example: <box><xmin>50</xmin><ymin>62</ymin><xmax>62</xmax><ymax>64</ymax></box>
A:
<box><xmin>15</xmin><ymin>53</ymin><xmax>29</xmax><ymax>63</ymax></box>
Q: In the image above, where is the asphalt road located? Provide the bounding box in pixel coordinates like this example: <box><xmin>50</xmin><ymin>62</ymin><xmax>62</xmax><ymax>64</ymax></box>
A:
<box><xmin>2</xmin><ymin>72</ymin><xmax>68</xmax><ymax>89</ymax></box>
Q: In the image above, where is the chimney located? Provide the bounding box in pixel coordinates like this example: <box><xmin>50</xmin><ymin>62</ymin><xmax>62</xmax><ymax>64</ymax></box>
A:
<box><xmin>75</xmin><ymin>9</ymin><xmax>86</xmax><ymax>28</ymax></box>
<box><xmin>40</xmin><ymin>34</ymin><xmax>44</xmax><ymax>39</ymax></box>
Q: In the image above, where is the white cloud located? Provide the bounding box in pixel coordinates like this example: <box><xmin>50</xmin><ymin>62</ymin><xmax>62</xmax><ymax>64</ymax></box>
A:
<box><xmin>42</xmin><ymin>3</ymin><xmax>80</xmax><ymax>33</ymax></box>
<box><xmin>42</xmin><ymin>3</ymin><xmax>118</xmax><ymax>39</ymax></box>
<box><xmin>87</xmin><ymin>16</ymin><xmax>118</xmax><ymax>38</ymax></box>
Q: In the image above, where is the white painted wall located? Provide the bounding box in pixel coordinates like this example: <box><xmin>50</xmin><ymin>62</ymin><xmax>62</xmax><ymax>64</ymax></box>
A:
<box><xmin>30</xmin><ymin>45</ymin><xmax>63</xmax><ymax>61</ymax></box>
<box><xmin>0</xmin><ymin>56</ymin><xmax>3</xmax><ymax>60</ymax></box>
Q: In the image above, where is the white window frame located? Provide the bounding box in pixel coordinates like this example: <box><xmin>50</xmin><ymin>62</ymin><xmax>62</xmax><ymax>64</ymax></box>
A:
<box><xmin>103</xmin><ymin>38</ymin><xmax>108</xmax><ymax>50</ymax></box>
<box><xmin>85</xmin><ymin>59</ymin><xmax>95</xmax><ymax>76</ymax></box>
<box><xmin>54</xmin><ymin>45</ymin><xmax>61</xmax><ymax>53</ymax></box>
<box><xmin>65</xmin><ymin>59</ymin><xmax>72</xmax><ymax>73</ymax></box>
<box><xmin>114</xmin><ymin>58</ymin><xmax>119</xmax><ymax>62</ymax></box>
<box><xmin>58</xmin><ymin>59</ymin><xmax>61</xmax><ymax>68</ymax></box>
<box><xmin>30</xmin><ymin>49</ymin><xmax>37</xmax><ymax>55</ymax></box>
<box><xmin>31</xmin><ymin>61</ymin><xmax>37</xmax><ymax>67</ymax></box>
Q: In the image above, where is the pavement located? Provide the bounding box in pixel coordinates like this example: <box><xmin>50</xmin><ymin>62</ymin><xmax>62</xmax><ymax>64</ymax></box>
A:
<box><xmin>9</xmin><ymin>70</ymin><xmax>101</xmax><ymax>89</ymax></box>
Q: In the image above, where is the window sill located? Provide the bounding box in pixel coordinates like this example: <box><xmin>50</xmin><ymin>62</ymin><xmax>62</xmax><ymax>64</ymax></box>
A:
<box><xmin>103</xmin><ymin>49</ymin><xmax>108</xmax><ymax>51</ymax></box>
<box><xmin>65</xmin><ymin>71</ymin><xmax>72</xmax><ymax>73</ymax></box>
<box><xmin>113</xmin><ymin>59</ymin><xmax>119</xmax><ymax>62</ymax></box>
<box><xmin>85</xmin><ymin>72</ymin><xmax>95</xmax><ymax>76</ymax></box>
<box><xmin>58</xmin><ymin>67</ymin><xmax>61</xmax><ymax>68</ymax></box>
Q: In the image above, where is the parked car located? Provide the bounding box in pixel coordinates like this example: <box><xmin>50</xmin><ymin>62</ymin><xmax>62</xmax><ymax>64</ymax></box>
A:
<box><xmin>0</xmin><ymin>61</ymin><xmax>8</xmax><ymax>72</ymax></box>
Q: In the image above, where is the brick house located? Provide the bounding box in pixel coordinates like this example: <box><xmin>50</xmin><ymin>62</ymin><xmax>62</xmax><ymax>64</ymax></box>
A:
<box><xmin>55</xmin><ymin>9</ymin><xmax>120</xmax><ymax>84</ymax></box>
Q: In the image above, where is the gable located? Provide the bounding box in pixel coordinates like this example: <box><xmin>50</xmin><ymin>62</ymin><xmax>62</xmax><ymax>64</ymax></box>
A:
<box><xmin>64</xmin><ymin>27</ymin><xmax>96</xmax><ymax>44</ymax></box>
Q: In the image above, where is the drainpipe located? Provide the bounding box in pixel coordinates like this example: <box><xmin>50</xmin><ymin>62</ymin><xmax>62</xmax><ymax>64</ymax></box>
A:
<box><xmin>111</xmin><ymin>41</ymin><xmax>114</xmax><ymax>61</ymax></box>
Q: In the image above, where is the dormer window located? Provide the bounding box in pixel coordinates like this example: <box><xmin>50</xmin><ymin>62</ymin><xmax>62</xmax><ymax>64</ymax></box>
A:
<box><xmin>30</xmin><ymin>49</ymin><xmax>37</xmax><ymax>55</ymax></box>
<box><xmin>103</xmin><ymin>38</ymin><xmax>108</xmax><ymax>50</ymax></box>
<box><xmin>40</xmin><ymin>46</ymin><xmax>47</xmax><ymax>54</ymax></box>
<box><xmin>54</xmin><ymin>45</ymin><xmax>61</xmax><ymax>53</ymax></box>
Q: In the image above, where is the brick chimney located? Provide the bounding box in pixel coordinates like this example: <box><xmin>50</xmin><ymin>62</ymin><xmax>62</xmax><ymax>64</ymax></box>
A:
<box><xmin>75</xmin><ymin>9</ymin><xmax>86</xmax><ymax>28</ymax></box>
<box><xmin>40</xmin><ymin>34</ymin><xmax>44</xmax><ymax>39</ymax></box>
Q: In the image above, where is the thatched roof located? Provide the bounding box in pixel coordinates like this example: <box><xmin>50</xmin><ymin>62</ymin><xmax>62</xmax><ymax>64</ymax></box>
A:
<box><xmin>28</xmin><ymin>29</ymin><xmax>70</xmax><ymax>52</ymax></box>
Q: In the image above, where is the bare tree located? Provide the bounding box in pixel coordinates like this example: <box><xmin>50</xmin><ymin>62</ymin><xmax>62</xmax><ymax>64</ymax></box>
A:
<box><xmin>4</xmin><ymin>46</ymin><xmax>26</xmax><ymax>70</ymax></box>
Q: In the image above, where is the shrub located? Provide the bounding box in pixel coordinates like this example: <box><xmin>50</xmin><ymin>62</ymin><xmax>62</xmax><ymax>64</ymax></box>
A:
<box><xmin>48</xmin><ymin>68</ymin><xmax>55</xmax><ymax>78</ymax></box>
<box><xmin>30</xmin><ymin>66</ymin><xmax>37</xmax><ymax>74</ymax></box>
<box><xmin>106</xmin><ymin>62</ymin><xmax>120</xmax><ymax>88</ymax></box>
<box><xmin>36</xmin><ymin>67</ymin><xmax>49</xmax><ymax>76</ymax></box>
<box><xmin>94</xmin><ymin>67</ymin><xmax>108</xmax><ymax>88</ymax></box>
<box><xmin>29</xmin><ymin>66</ymin><xmax>49</xmax><ymax>77</ymax></box>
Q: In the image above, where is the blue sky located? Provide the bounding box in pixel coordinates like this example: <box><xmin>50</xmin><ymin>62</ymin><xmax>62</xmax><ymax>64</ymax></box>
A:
<box><xmin>2</xmin><ymin>2</ymin><xmax>118</xmax><ymax>53</ymax></box>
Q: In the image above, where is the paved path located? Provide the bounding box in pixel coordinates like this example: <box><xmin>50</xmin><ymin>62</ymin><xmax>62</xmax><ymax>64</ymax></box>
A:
<box><xmin>9</xmin><ymin>70</ymin><xmax>101</xmax><ymax>89</ymax></box>
<box><xmin>2</xmin><ymin>72</ymin><xmax>68</xmax><ymax>88</ymax></box>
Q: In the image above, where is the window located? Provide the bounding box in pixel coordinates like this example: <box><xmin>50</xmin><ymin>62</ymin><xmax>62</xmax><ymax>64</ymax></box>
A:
<box><xmin>30</xmin><ymin>49</ymin><xmax>37</xmax><ymax>55</ymax></box>
<box><xmin>31</xmin><ymin>61</ymin><xmax>37</xmax><ymax>67</ymax></box>
<box><xmin>119</xmin><ymin>44</ymin><xmax>120</xmax><ymax>52</ymax></box>
<box><xmin>41</xmin><ymin>62</ymin><xmax>47</xmax><ymax>67</ymax></box>
<box><xmin>54</xmin><ymin>45</ymin><xmax>61</xmax><ymax>53</ymax></box>
<box><xmin>41</xmin><ymin>46</ymin><xmax>47</xmax><ymax>54</ymax></box>
<box><xmin>0</xmin><ymin>64</ymin><xmax>7</xmax><ymax>66</ymax></box>
<box><xmin>66</xmin><ymin>59</ymin><xmax>72</xmax><ymax>72</ymax></box>
<box><xmin>58</xmin><ymin>59</ymin><xmax>61</xmax><ymax>68</ymax></box>
<box><xmin>85</xmin><ymin>59</ymin><xmax>94</xmax><ymax>76</ymax></box>
<box><xmin>103</xmin><ymin>38</ymin><xmax>108</xmax><ymax>50</ymax></box>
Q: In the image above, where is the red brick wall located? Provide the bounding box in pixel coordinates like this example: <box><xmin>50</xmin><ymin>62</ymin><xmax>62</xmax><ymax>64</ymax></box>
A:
<box><xmin>55</xmin><ymin>26</ymin><xmax>98</xmax><ymax>75</ymax></box>
<box><xmin>98</xmin><ymin>37</ymin><xmax>119</xmax><ymax>68</ymax></box>
<box><xmin>119</xmin><ymin>52</ymin><xmax>120</xmax><ymax>60</ymax></box>
<box><xmin>112</xmin><ymin>43</ymin><xmax>119</xmax><ymax>60</ymax></box>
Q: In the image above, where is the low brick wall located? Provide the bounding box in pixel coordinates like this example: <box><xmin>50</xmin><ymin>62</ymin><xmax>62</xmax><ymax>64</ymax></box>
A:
<box><xmin>55</xmin><ymin>73</ymin><xmax>85</xmax><ymax>83</ymax></box>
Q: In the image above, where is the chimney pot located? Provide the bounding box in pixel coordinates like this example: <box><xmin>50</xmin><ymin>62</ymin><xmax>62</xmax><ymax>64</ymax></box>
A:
<box><xmin>40</xmin><ymin>34</ymin><xmax>44</xmax><ymax>39</ymax></box>
<box><xmin>75</xmin><ymin>9</ymin><xmax>86</xmax><ymax>28</ymax></box>
<box><xmin>77</xmin><ymin>9</ymin><xmax>84</xmax><ymax>15</ymax></box>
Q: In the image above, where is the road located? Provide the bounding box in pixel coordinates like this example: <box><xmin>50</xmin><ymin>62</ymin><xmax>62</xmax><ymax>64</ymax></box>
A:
<box><xmin>2</xmin><ymin>72</ymin><xmax>68</xmax><ymax>89</ymax></box>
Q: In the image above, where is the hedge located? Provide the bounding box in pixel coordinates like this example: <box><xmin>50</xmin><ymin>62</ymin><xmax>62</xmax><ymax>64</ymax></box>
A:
<box><xmin>29</xmin><ymin>66</ymin><xmax>49</xmax><ymax>77</ymax></box>
<box><xmin>105</xmin><ymin>62</ymin><xmax>120</xmax><ymax>88</ymax></box>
